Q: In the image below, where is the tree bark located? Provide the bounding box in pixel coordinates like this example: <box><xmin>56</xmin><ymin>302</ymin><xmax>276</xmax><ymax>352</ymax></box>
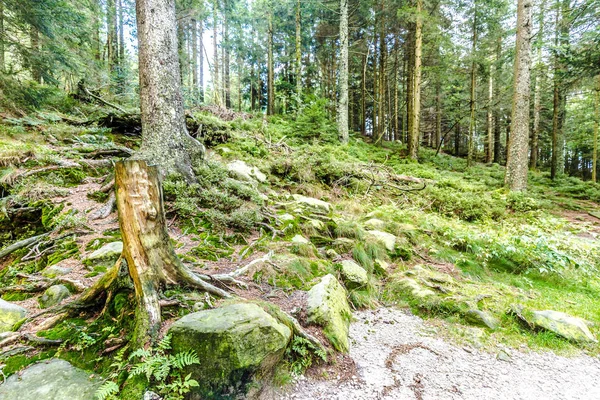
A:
<box><xmin>267</xmin><ymin>7</ymin><xmax>274</xmax><ymax>115</ymax></box>
<box><xmin>486</xmin><ymin>64</ymin><xmax>494</xmax><ymax>163</ymax></box>
<box><xmin>0</xmin><ymin>1</ymin><xmax>4</xmax><ymax>73</ymax></box>
<box><xmin>295</xmin><ymin>0</ymin><xmax>302</xmax><ymax>110</ymax></box>
<box><xmin>593</xmin><ymin>75</ymin><xmax>600</xmax><ymax>182</ymax></box>
<box><xmin>551</xmin><ymin>0</ymin><xmax>568</xmax><ymax>179</ymax></box>
<box><xmin>338</xmin><ymin>0</ymin><xmax>349</xmax><ymax>143</ymax></box>
<box><xmin>199</xmin><ymin>21</ymin><xmax>204</xmax><ymax>103</ymax></box>
<box><xmin>529</xmin><ymin>4</ymin><xmax>544</xmax><ymax>169</ymax></box>
<box><xmin>467</xmin><ymin>8</ymin><xmax>478</xmax><ymax>167</ymax></box>
<box><xmin>493</xmin><ymin>37</ymin><xmax>503</xmax><ymax>164</ymax></box>
<box><xmin>505</xmin><ymin>0</ymin><xmax>532</xmax><ymax>191</ymax></box>
<box><xmin>135</xmin><ymin>0</ymin><xmax>204</xmax><ymax>181</ymax></box>
<box><xmin>115</xmin><ymin>160</ymin><xmax>230</xmax><ymax>345</ymax></box>
<box><xmin>224</xmin><ymin>2</ymin><xmax>231</xmax><ymax>109</ymax></box>
<box><xmin>213</xmin><ymin>1</ymin><xmax>221</xmax><ymax>106</ymax></box>
<box><xmin>408</xmin><ymin>0</ymin><xmax>422</xmax><ymax>159</ymax></box>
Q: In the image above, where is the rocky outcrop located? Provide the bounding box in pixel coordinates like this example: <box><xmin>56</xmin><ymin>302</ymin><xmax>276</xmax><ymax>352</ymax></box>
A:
<box><xmin>169</xmin><ymin>302</ymin><xmax>292</xmax><ymax>397</ymax></box>
<box><xmin>306</xmin><ymin>274</ymin><xmax>352</xmax><ymax>352</ymax></box>
<box><xmin>0</xmin><ymin>298</ymin><xmax>27</xmax><ymax>332</ymax></box>
<box><xmin>0</xmin><ymin>359</ymin><xmax>100</xmax><ymax>400</ymax></box>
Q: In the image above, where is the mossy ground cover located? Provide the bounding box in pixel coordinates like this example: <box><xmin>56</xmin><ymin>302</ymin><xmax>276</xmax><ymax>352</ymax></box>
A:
<box><xmin>1</xmin><ymin>107</ymin><xmax>600</xmax><ymax>395</ymax></box>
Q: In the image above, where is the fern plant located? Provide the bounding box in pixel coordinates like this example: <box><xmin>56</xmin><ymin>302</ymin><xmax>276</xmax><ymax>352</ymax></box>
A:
<box><xmin>285</xmin><ymin>335</ymin><xmax>327</xmax><ymax>375</ymax></box>
<box><xmin>129</xmin><ymin>335</ymin><xmax>200</xmax><ymax>400</ymax></box>
<box><xmin>95</xmin><ymin>335</ymin><xmax>200</xmax><ymax>400</ymax></box>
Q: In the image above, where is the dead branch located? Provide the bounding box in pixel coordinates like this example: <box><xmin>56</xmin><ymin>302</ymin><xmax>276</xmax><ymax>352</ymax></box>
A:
<box><xmin>0</xmin><ymin>232</ymin><xmax>50</xmax><ymax>260</ymax></box>
<box><xmin>83</xmin><ymin>87</ymin><xmax>126</xmax><ymax>113</ymax></box>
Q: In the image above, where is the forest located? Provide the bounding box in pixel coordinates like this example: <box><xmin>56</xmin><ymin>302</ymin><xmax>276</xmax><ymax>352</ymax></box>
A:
<box><xmin>0</xmin><ymin>0</ymin><xmax>599</xmax><ymax>399</ymax></box>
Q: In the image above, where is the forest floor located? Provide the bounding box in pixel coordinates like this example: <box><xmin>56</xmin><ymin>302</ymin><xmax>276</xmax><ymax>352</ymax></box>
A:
<box><xmin>1</xmin><ymin>108</ymin><xmax>600</xmax><ymax>398</ymax></box>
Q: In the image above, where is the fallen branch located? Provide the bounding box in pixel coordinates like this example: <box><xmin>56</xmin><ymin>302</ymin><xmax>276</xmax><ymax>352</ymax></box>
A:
<box><xmin>83</xmin><ymin>87</ymin><xmax>127</xmax><ymax>113</ymax></box>
<box><xmin>0</xmin><ymin>232</ymin><xmax>50</xmax><ymax>260</ymax></box>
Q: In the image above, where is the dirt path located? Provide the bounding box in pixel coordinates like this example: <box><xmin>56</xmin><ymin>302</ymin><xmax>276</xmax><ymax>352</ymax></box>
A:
<box><xmin>285</xmin><ymin>308</ymin><xmax>600</xmax><ymax>400</ymax></box>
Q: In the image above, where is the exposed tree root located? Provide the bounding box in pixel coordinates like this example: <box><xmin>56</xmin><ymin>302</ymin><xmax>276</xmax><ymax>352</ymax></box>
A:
<box><xmin>89</xmin><ymin>191</ymin><xmax>116</xmax><ymax>220</ymax></box>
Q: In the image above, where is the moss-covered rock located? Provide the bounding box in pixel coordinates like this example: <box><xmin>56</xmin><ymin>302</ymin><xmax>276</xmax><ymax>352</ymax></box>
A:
<box><xmin>41</xmin><ymin>265</ymin><xmax>72</xmax><ymax>279</ymax></box>
<box><xmin>83</xmin><ymin>241</ymin><xmax>122</xmax><ymax>265</ymax></box>
<box><xmin>0</xmin><ymin>359</ymin><xmax>101</xmax><ymax>400</ymax></box>
<box><xmin>306</xmin><ymin>274</ymin><xmax>352</xmax><ymax>352</ymax></box>
<box><xmin>465</xmin><ymin>309</ymin><xmax>500</xmax><ymax>330</ymax></box>
<box><xmin>169</xmin><ymin>302</ymin><xmax>292</xmax><ymax>398</ymax></box>
<box><xmin>339</xmin><ymin>260</ymin><xmax>368</xmax><ymax>288</ymax></box>
<box><xmin>227</xmin><ymin>160</ymin><xmax>267</xmax><ymax>183</ymax></box>
<box><xmin>363</xmin><ymin>218</ymin><xmax>385</xmax><ymax>230</ymax></box>
<box><xmin>291</xmin><ymin>194</ymin><xmax>332</xmax><ymax>213</ymax></box>
<box><xmin>0</xmin><ymin>299</ymin><xmax>27</xmax><ymax>332</ymax></box>
<box><xmin>38</xmin><ymin>285</ymin><xmax>71</xmax><ymax>309</ymax></box>
<box><xmin>366</xmin><ymin>230</ymin><xmax>396</xmax><ymax>251</ymax></box>
<box><xmin>512</xmin><ymin>305</ymin><xmax>597</xmax><ymax>343</ymax></box>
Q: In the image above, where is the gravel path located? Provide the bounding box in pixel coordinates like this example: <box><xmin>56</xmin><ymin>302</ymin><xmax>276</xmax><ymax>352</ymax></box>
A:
<box><xmin>285</xmin><ymin>308</ymin><xmax>600</xmax><ymax>400</ymax></box>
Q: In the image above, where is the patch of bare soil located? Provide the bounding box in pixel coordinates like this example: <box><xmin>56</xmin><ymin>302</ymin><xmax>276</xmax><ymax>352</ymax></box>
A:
<box><xmin>280</xmin><ymin>307</ymin><xmax>600</xmax><ymax>400</ymax></box>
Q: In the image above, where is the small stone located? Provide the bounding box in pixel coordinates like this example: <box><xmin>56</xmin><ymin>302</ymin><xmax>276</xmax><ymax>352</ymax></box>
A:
<box><xmin>497</xmin><ymin>348</ymin><xmax>511</xmax><ymax>362</ymax></box>
<box><xmin>291</xmin><ymin>235</ymin><xmax>310</xmax><ymax>244</ymax></box>
<box><xmin>279</xmin><ymin>213</ymin><xmax>295</xmax><ymax>222</ymax></box>
<box><xmin>373</xmin><ymin>259</ymin><xmax>390</xmax><ymax>274</ymax></box>
<box><xmin>366</xmin><ymin>230</ymin><xmax>396</xmax><ymax>251</ymax></box>
<box><xmin>39</xmin><ymin>285</ymin><xmax>71</xmax><ymax>309</ymax></box>
<box><xmin>363</xmin><ymin>218</ymin><xmax>385</xmax><ymax>230</ymax></box>
<box><xmin>339</xmin><ymin>260</ymin><xmax>368</xmax><ymax>288</ymax></box>
<box><xmin>227</xmin><ymin>160</ymin><xmax>267</xmax><ymax>183</ymax></box>
<box><xmin>85</xmin><ymin>241</ymin><xmax>123</xmax><ymax>262</ymax></box>
<box><xmin>465</xmin><ymin>309</ymin><xmax>500</xmax><ymax>330</ymax></box>
<box><xmin>291</xmin><ymin>194</ymin><xmax>332</xmax><ymax>213</ymax></box>
<box><xmin>41</xmin><ymin>265</ymin><xmax>72</xmax><ymax>279</ymax></box>
<box><xmin>325</xmin><ymin>249</ymin><xmax>339</xmax><ymax>259</ymax></box>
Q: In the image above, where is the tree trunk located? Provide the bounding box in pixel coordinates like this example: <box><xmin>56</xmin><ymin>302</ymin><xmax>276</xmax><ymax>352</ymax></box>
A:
<box><xmin>338</xmin><ymin>0</ymin><xmax>349</xmax><ymax>143</ymax></box>
<box><xmin>435</xmin><ymin>73</ymin><xmax>442</xmax><ymax>150</ymax></box>
<box><xmin>107</xmin><ymin>0</ymin><xmax>118</xmax><ymax>78</ymax></box>
<box><xmin>115</xmin><ymin>160</ymin><xmax>230</xmax><ymax>345</ymax></box>
<box><xmin>267</xmin><ymin>7</ymin><xmax>274</xmax><ymax>115</ymax></box>
<box><xmin>213</xmin><ymin>1</ymin><xmax>221</xmax><ymax>106</ymax></box>
<box><xmin>530</xmin><ymin>4</ymin><xmax>544</xmax><ymax>170</ymax></box>
<box><xmin>199</xmin><ymin>21</ymin><xmax>204</xmax><ymax>103</ymax></box>
<box><xmin>467</xmin><ymin>9</ymin><xmax>477</xmax><ymax>167</ymax></box>
<box><xmin>135</xmin><ymin>0</ymin><xmax>204</xmax><ymax>180</ymax></box>
<box><xmin>593</xmin><ymin>75</ymin><xmax>600</xmax><ymax>182</ymax></box>
<box><xmin>394</xmin><ymin>33</ymin><xmax>400</xmax><ymax>142</ymax></box>
<box><xmin>224</xmin><ymin>4</ymin><xmax>231</xmax><ymax>109</ymax></box>
<box><xmin>455</xmin><ymin>121</ymin><xmax>461</xmax><ymax>156</ymax></box>
<box><xmin>492</xmin><ymin>37</ymin><xmax>503</xmax><ymax>164</ymax></box>
<box><xmin>0</xmin><ymin>0</ymin><xmax>4</xmax><ymax>73</ymax></box>
<box><xmin>118</xmin><ymin>0</ymin><xmax>125</xmax><ymax>63</ymax></box>
<box><xmin>191</xmin><ymin>19</ymin><xmax>198</xmax><ymax>103</ymax></box>
<box><xmin>486</xmin><ymin>64</ymin><xmax>494</xmax><ymax>163</ymax></box>
<box><xmin>295</xmin><ymin>0</ymin><xmax>302</xmax><ymax>110</ymax></box>
<box><xmin>408</xmin><ymin>0</ymin><xmax>422</xmax><ymax>159</ymax></box>
<box><xmin>551</xmin><ymin>0</ymin><xmax>568</xmax><ymax>179</ymax></box>
<box><xmin>361</xmin><ymin>46</ymin><xmax>367</xmax><ymax>136</ymax></box>
<box><xmin>505</xmin><ymin>0</ymin><xmax>532</xmax><ymax>191</ymax></box>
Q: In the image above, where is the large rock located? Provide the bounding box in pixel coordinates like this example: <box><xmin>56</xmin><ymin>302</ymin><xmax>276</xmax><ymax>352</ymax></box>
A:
<box><xmin>38</xmin><ymin>285</ymin><xmax>71</xmax><ymax>309</ymax></box>
<box><xmin>306</xmin><ymin>274</ymin><xmax>352</xmax><ymax>352</ymax></box>
<box><xmin>84</xmin><ymin>241</ymin><xmax>123</xmax><ymax>262</ymax></box>
<box><xmin>339</xmin><ymin>260</ymin><xmax>368</xmax><ymax>288</ymax></box>
<box><xmin>0</xmin><ymin>299</ymin><xmax>27</xmax><ymax>332</ymax></box>
<box><xmin>291</xmin><ymin>194</ymin><xmax>332</xmax><ymax>213</ymax></box>
<box><xmin>366</xmin><ymin>230</ymin><xmax>396</xmax><ymax>251</ymax></box>
<box><xmin>512</xmin><ymin>305</ymin><xmax>597</xmax><ymax>343</ymax></box>
<box><xmin>227</xmin><ymin>160</ymin><xmax>267</xmax><ymax>183</ymax></box>
<box><xmin>291</xmin><ymin>234</ymin><xmax>310</xmax><ymax>244</ymax></box>
<box><xmin>531</xmin><ymin>310</ymin><xmax>597</xmax><ymax>343</ymax></box>
<box><xmin>0</xmin><ymin>359</ymin><xmax>100</xmax><ymax>400</ymax></box>
<box><xmin>169</xmin><ymin>302</ymin><xmax>291</xmax><ymax>397</ymax></box>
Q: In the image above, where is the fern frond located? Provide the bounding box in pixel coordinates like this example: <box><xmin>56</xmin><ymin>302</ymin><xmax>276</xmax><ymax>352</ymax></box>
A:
<box><xmin>171</xmin><ymin>350</ymin><xmax>200</xmax><ymax>370</ymax></box>
<box><xmin>95</xmin><ymin>381</ymin><xmax>119</xmax><ymax>400</ymax></box>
